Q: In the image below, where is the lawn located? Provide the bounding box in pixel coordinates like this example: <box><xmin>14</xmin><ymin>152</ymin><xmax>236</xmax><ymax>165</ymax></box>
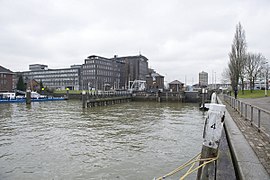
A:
<box><xmin>54</xmin><ymin>90</ymin><xmax>97</xmax><ymax>94</ymax></box>
<box><xmin>237</xmin><ymin>90</ymin><xmax>269</xmax><ymax>98</ymax></box>
<box><xmin>54</xmin><ymin>90</ymin><xmax>82</xmax><ymax>94</ymax></box>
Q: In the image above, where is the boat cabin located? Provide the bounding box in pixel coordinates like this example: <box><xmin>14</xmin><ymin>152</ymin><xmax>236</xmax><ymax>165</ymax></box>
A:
<box><xmin>0</xmin><ymin>92</ymin><xmax>16</xmax><ymax>99</ymax></box>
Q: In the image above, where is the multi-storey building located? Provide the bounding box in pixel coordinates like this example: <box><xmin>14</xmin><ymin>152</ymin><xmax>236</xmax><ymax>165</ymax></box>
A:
<box><xmin>18</xmin><ymin>64</ymin><xmax>81</xmax><ymax>90</ymax></box>
<box><xmin>81</xmin><ymin>55</ymin><xmax>123</xmax><ymax>90</ymax></box>
<box><xmin>16</xmin><ymin>54</ymin><xmax>150</xmax><ymax>91</ymax></box>
<box><xmin>199</xmin><ymin>71</ymin><xmax>208</xmax><ymax>87</ymax></box>
<box><xmin>0</xmin><ymin>65</ymin><xmax>14</xmax><ymax>92</ymax></box>
<box><xmin>81</xmin><ymin>54</ymin><xmax>149</xmax><ymax>90</ymax></box>
<box><xmin>114</xmin><ymin>55</ymin><xmax>149</xmax><ymax>88</ymax></box>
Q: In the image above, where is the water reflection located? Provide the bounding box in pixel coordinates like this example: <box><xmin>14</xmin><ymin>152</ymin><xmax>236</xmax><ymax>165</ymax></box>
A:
<box><xmin>0</xmin><ymin>101</ymin><xmax>205</xmax><ymax>179</ymax></box>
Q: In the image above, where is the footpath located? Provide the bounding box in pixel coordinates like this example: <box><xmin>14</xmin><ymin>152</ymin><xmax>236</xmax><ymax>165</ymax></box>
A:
<box><xmin>220</xmin><ymin>95</ymin><xmax>270</xmax><ymax>179</ymax></box>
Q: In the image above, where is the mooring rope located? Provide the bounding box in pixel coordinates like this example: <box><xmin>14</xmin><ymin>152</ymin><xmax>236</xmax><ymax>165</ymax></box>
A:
<box><xmin>154</xmin><ymin>151</ymin><xmax>219</xmax><ymax>180</ymax></box>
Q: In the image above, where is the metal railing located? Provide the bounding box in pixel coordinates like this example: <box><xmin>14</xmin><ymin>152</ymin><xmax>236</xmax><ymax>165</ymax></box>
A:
<box><xmin>223</xmin><ymin>94</ymin><xmax>270</xmax><ymax>138</ymax></box>
<box><xmin>86</xmin><ymin>90</ymin><xmax>131</xmax><ymax>99</ymax></box>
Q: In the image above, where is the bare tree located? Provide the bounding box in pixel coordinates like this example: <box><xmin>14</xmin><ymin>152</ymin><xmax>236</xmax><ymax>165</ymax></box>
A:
<box><xmin>221</xmin><ymin>67</ymin><xmax>230</xmax><ymax>84</ymax></box>
<box><xmin>228</xmin><ymin>22</ymin><xmax>247</xmax><ymax>95</ymax></box>
<box><xmin>245</xmin><ymin>52</ymin><xmax>266</xmax><ymax>92</ymax></box>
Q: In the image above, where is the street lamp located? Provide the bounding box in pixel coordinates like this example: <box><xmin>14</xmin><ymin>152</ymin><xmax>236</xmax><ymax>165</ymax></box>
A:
<box><xmin>214</xmin><ymin>72</ymin><xmax>216</xmax><ymax>90</ymax></box>
<box><xmin>265</xmin><ymin>61</ymin><xmax>268</xmax><ymax>97</ymax></box>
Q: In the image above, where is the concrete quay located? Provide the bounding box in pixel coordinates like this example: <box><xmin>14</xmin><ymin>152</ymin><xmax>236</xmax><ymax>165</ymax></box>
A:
<box><xmin>220</xmin><ymin>95</ymin><xmax>270</xmax><ymax>179</ymax></box>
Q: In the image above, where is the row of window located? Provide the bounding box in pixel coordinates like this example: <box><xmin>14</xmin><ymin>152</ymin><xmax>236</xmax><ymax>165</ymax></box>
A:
<box><xmin>82</xmin><ymin>76</ymin><xmax>95</xmax><ymax>80</ymax></box>
<box><xmin>97</xmin><ymin>70</ymin><xmax>119</xmax><ymax>76</ymax></box>
<box><xmin>0</xmin><ymin>74</ymin><xmax>7</xmax><ymax>78</ymax></box>
<box><xmin>82</xmin><ymin>69</ymin><xmax>96</xmax><ymax>75</ymax></box>
<box><xmin>0</xmin><ymin>79</ymin><xmax>7</xmax><ymax>85</ymax></box>
<box><xmin>41</xmin><ymin>81</ymin><xmax>79</xmax><ymax>86</ymax></box>
<box><xmin>26</xmin><ymin>73</ymin><xmax>78</xmax><ymax>79</ymax></box>
<box><xmin>85</xmin><ymin>59</ymin><xmax>121</xmax><ymax>66</ymax></box>
<box><xmin>83</xmin><ymin>64</ymin><xmax>117</xmax><ymax>71</ymax></box>
<box><xmin>42</xmin><ymin>78</ymin><xmax>79</xmax><ymax>82</ymax></box>
<box><xmin>83</xmin><ymin>64</ymin><xmax>95</xmax><ymax>69</ymax></box>
<box><xmin>81</xmin><ymin>76</ymin><xmax>119</xmax><ymax>81</ymax></box>
<box><xmin>24</xmin><ymin>69</ymin><xmax>79</xmax><ymax>75</ymax></box>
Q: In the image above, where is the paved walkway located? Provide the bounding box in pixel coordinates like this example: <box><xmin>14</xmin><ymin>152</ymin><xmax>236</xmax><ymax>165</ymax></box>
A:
<box><xmin>221</xmin><ymin>96</ymin><xmax>270</xmax><ymax>175</ymax></box>
<box><xmin>240</xmin><ymin>96</ymin><xmax>270</xmax><ymax>112</ymax></box>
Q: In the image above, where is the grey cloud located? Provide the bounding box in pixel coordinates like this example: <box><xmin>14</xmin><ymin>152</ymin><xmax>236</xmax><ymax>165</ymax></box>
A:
<box><xmin>0</xmin><ymin>0</ymin><xmax>270</xmax><ymax>84</ymax></box>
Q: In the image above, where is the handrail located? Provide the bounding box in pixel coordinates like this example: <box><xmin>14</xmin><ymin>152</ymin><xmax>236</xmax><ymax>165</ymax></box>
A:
<box><xmin>223</xmin><ymin>94</ymin><xmax>270</xmax><ymax>137</ymax></box>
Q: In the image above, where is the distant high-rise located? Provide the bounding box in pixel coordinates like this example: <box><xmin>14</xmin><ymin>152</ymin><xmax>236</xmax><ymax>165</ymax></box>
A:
<box><xmin>199</xmin><ymin>71</ymin><xmax>208</xmax><ymax>87</ymax></box>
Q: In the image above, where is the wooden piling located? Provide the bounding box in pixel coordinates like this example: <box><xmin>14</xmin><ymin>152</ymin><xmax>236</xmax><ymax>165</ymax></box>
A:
<box><xmin>82</xmin><ymin>91</ymin><xmax>86</xmax><ymax>108</ymax></box>
<box><xmin>26</xmin><ymin>90</ymin><xmax>31</xmax><ymax>104</ymax></box>
<box><xmin>197</xmin><ymin>101</ymin><xmax>226</xmax><ymax>180</ymax></box>
<box><xmin>66</xmin><ymin>88</ymin><xmax>69</xmax><ymax>100</ymax></box>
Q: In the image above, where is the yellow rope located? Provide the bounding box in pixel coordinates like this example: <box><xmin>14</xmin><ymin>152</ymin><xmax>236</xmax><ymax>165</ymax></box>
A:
<box><xmin>155</xmin><ymin>152</ymin><xmax>219</xmax><ymax>180</ymax></box>
<box><xmin>180</xmin><ymin>153</ymin><xmax>219</xmax><ymax>180</ymax></box>
<box><xmin>155</xmin><ymin>153</ymin><xmax>201</xmax><ymax>180</ymax></box>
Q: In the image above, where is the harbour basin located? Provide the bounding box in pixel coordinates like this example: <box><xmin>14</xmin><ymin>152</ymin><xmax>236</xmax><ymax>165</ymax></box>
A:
<box><xmin>0</xmin><ymin>100</ymin><xmax>205</xmax><ymax>179</ymax></box>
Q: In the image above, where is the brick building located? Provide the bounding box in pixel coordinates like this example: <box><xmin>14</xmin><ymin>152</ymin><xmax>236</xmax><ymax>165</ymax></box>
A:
<box><xmin>0</xmin><ymin>65</ymin><xmax>14</xmax><ymax>92</ymax></box>
<box><xmin>146</xmin><ymin>69</ymin><xmax>164</xmax><ymax>91</ymax></box>
<box><xmin>169</xmin><ymin>80</ymin><xmax>184</xmax><ymax>92</ymax></box>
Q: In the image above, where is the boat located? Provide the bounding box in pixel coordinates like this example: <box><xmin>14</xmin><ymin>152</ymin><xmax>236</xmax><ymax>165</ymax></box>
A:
<box><xmin>0</xmin><ymin>92</ymin><xmax>66</xmax><ymax>104</ymax></box>
<box><xmin>199</xmin><ymin>103</ymin><xmax>210</xmax><ymax>111</ymax></box>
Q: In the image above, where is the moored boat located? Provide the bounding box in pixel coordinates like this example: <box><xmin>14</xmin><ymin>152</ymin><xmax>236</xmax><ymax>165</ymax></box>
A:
<box><xmin>0</xmin><ymin>92</ymin><xmax>66</xmax><ymax>103</ymax></box>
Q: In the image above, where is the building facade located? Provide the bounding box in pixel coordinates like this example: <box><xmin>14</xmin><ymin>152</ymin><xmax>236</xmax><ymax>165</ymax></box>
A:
<box><xmin>81</xmin><ymin>55</ymin><xmax>123</xmax><ymax>90</ymax></box>
<box><xmin>0</xmin><ymin>65</ymin><xmax>14</xmax><ymax>92</ymax></box>
<box><xmin>114</xmin><ymin>55</ymin><xmax>149</xmax><ymax>88</ymax></box>
<box><xmin>146</xmin><ymin>69</ymin><xmax>164</xmax><ymax>91</ymax></box>
<box><xmin>15</xmin><ymin>54</ymin><xmax>150</xmax><ymax>91</ymax></box>
<box><xmin>169</xmin><ymin>80</ymin><xmax>184</xmax><ymax>92</ymax></box>
<box><xmin>199</xmin><ymin>71</ymin><xmax>208</xmax><ymax>87</ymax></box>
<box><xmin>81</xmin><ymin>54</ymin><xmax>149</xmax><ymax>90</ymax></box>
<box><xmin>29</xmin><ymin>64</ymin><xmax>48</xmax><ymax>71</ymax></box>
<box><xmin>19</xmin><ymin>64</ymin><xmax>81</xmax><ymax>90</ymax></box>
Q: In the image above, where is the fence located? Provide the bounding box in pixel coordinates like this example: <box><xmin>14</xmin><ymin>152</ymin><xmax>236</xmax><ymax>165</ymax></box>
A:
<box><xmin>87</xmin><ymin>90</ymin><xmax>131</xmax><ymax>98</ymax></box>
<box><xmin>223</xmin><ymin>94</ymin><xmax>270</xmax><ymax>138</ymax></box>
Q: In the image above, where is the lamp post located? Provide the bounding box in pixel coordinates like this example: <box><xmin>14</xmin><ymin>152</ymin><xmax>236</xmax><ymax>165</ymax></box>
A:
<box><xmin>265</xmin><ymin>61</ymin><xmax>268</xmax><ymax>97</ymax></box>
<box><xmin>214</xmin><ymin>72</ymin><xmax>216</xmax><ymax>90</ymax></box>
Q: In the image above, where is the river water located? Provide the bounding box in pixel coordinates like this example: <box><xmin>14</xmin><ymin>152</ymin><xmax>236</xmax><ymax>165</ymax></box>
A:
<box><xmin>0</xmin><ymin>100</ymin><xmax>205</xmax><ymax>180</ymax></box>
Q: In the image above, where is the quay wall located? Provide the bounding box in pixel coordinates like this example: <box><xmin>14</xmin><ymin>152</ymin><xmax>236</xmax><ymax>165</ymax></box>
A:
<box><xmin>53</xmin><ymin>91</ymin><xmax>201</xmax><ymax>103</ymax></box>
<box><xmin>131</xmin><ymin>91</ymin><xmax>200</xmax><ymax>103</ymax></box>
<box><xmin>217</xmin><ymin>96</ymin><xmax>269</xmax><ymax>180</ymax></box>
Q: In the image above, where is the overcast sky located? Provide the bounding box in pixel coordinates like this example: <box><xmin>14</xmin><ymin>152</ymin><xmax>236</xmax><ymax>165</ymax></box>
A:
<box><xmin>1</xmin><ymin>0</ymin><xmax>270</xmax><ymax>85</ymax></box>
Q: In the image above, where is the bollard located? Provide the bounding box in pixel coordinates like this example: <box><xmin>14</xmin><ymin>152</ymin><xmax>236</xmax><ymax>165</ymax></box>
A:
<box><xmin>251</xmin><ymin>106</ymin><xmax>254</xmax><ymax>125</ymax></box>
<box><xmin>26</xmin><ymin>89</ymin><xmax>31</xmax><ymax>104</ymax></box>
<box><xmin>82</xmin><ymin>91</ymin><xmax>86</xmax><ymax>108</ymax></box>
<box><xmin>197</xmin><ymin>103</ymin><xmax>226</xmax><ymax>180</ymax></box>
<box><xmin>258</xmin><ymin>109</ymin><xmax>261</xmax><ymax>132</ymax></box>
<box><xmin>210</xmin><ymin>92</ymin><xmax>217</xmax><ymax>103</ymax></box>
<box><xmin>245</xmin><ymin>104</ymin><xmax>248</xmax><ymax>120</ymax></box>
<box><xmin>157</xmin><ymin>90</ymin><xmax>161</xmax><ymax>102</ymax></box>
<box><xmin>202</xmin><ymin>89</ymin><xmax>206</xmax><ymax>109</ymax></box>
<box><xmin>66</xmin><ymin>88</ymin><xmax>70</xmax><ymax>100</ymax></box>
